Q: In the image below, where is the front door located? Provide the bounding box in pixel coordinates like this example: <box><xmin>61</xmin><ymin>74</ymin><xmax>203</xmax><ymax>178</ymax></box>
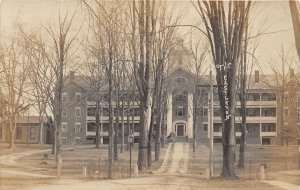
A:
<box><xmin>177</xmin><ymin>124</ymin><xmax>184</xmax><ymax>136</ymax></box>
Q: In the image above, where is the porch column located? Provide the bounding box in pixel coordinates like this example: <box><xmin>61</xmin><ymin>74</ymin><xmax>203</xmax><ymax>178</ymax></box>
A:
<box><xmin>187</xmin><ymin>92</ymin><xmax>193</xmax><ymax>138</ymax></box>
<box><xmin>166</xmin><ymin>92</ymin><xmax>173</xmax><ymax>136</ymax></box>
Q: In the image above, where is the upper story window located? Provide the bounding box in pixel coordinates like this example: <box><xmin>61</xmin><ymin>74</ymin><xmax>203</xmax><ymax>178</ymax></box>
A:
<box><xmin>87</xmin><ymin>107</ymin><xmax>96</xmax><ymax>116</ymax></box>
<box><xmin>62</xmin><ymin>108</ymin><xmax>67</xmax><ymax>117</ymax></box>
<box><xmin>62</xmin><ymin>93</ymin><xmax>68</xmax><ymax>103</ymax></box>
<box><xmin>247</xmin><ymin>93</ymin><xmax>260</xmax><ymax>101</ymax></box>
<box><xmin>175</xmin><ymin>94</ymin><xmax>185</xmax><ymax>102</ymax></box>
<box><xmin>75</xmin><ymin>93</ymin><xmax>81</xmax><ymax>103</ymax></box>
<box><xmin>235</xmin><ymin>123</ymin><xmax>243</xmax><ymax>132</ymax></box>
<box><xmin>246</xmin><ymin>123</ymin><xmax>259</xmax><ymax>133</ymax></box>
<box><xmin>176</xmin><ymin>106</ymin><xmax>185</xmax><ymax>117</ymax></box>
<box><xmin>247</xmin><ymin>108</ymin><xmax>260</xmax><ymax>117</ymax></box>
<box><xmin>261</xmin><ymin>123</ymin><xmax>276</xmax><ymax>132</ymax></box>
<box><xmin>213</xmin><ymin>107</ymin><xmax>221</xmax><ymax>117</ymax></box>
<box><xmin>261</xmin><ymin>93</ymin><xmax>276</xmax><ymax>101</ymax></box>
<box><xmin>174</xmin><ymin>77</ymin><xmax>187</xmax><ymax>83</ymax></box>
<box><xmin>202</xmin><ymin>108</ymin><xmax>208</xmax><ymax>117</ymax></box>
<box><xmin>75</xmin><ymin>107</ymin><xmax>81</xmax><ymax>117</ymax></box>
<box><xmin>62</xmin><ymin>123</ymin><xmax>67</xmax><ymax>133</ymax></box>
<box><xmin>261</xmin><ymin>108</ymin><xmax>276</xmax><ymax>117</ymax></box>
<box><xmin>213</xmin><ymin>123</ymin><xmax>222</xmax><ymax>132</ymax></box>
<box><xmin>75</xmin><ymin>122</ymin><xmax>81</xmax><ymax>132</ymax></box>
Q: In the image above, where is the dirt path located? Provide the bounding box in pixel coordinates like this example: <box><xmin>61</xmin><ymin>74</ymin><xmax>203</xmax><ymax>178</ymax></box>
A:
<box><xmin>157</xmin><ymin>142</ymin><xmax>189</xmax><ymax>174</ymax></box>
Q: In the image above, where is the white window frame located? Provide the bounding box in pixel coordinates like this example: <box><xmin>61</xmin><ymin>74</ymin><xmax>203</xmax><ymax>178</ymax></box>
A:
<box><xmin>62</xmin><ymin>122</ymin><xmax>67</xmax><ymax>133</ymax></box>
<box><xmin>62</xmin><ymin>108</ymin><xmax>67</xmax><ymax>117</ymax></box>
<box><xmin>75</xmin><ymin>92</ymin><xmax>81</xmax><ymax>103</ymax></box>
<box><xmin>203</xmin><ymin>107</ymin><xmax>208</xmax><ymax>117</ymax></box>
<box><xmin>75</xmin><ymin>122</ymin><xmax>81</xmax><ymax>132</ymax></box>
<box><xmin>177</xmin><ymin>106</ymin><xmax>184</xmax><ymax>117</ymax></box>
<box><xmin>75</xmin><ymin>107</ymin><xmax>81</xmax><ymax>117</ymax></box>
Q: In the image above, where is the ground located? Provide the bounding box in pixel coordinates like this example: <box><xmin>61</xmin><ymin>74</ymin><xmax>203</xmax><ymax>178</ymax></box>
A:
<box><xmin>0</xmin><ymin>140</ymin><xmax>299</xmax><ymax>190</ymax></box>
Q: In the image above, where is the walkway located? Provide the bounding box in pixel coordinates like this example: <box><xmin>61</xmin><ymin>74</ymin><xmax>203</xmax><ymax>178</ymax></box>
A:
<box><xmin>158</xmin><ymin>141</ymin><xmax>189</xmax><ymax>175</ymax></box>
<box><xmin>262</xmin><ymin>169</ymin><xmax>300</xmax><ymax>190</ymax></box>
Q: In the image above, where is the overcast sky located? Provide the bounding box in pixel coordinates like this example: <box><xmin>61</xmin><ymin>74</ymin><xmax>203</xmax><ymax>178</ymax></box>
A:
<box><xmin>0</xmin><ymin>0</ymin><xmax>299</xmax><ymax>75</ymax></box>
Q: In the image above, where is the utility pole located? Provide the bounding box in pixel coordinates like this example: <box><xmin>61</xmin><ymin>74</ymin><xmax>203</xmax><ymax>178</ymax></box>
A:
<box><xmin>209</xmin><ymin>70</ymin><xmax>214</xmax><ymax>177</ymax></box>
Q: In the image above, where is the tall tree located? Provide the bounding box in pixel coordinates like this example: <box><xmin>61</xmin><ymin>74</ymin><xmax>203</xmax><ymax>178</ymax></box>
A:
<box><xmin>194</xmin><ymin>1</ymin><xmax>251</xmax><ymax>178</ymax></box>
<box><xmin>0</xmin><ymin>30</ymin><xmax>32</xmax><ymax>148</ymax></box>
<box><xmin>289</xmin><ymin>1</ymin><xmax>300</xmax><ymax>61</ymax></box>
<box><xmin>130</xmin><ymin>0</ymin><xmax>156</xmax><ymax>171</ymax></box>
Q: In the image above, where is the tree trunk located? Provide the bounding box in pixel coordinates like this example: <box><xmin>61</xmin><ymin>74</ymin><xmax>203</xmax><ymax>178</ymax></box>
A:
<box><xmin>238</xmin><ymin>43</ymin><xmax>247</xmax><ymax>169</ymax></box>
<box><xmin>161</xmin><ymin>102</ymin><xmax>165</xmax><ymax>148</ymax></box>
<box><xmin>9</xmin><ymin>124</ymin><xmax>15</xmax><ymax>149</ymax></box>
<box><xmin>114</xmin><ymin>98</ymin><xmax>120</xmax><ymax>161</ymax></box>
<box><xmin>289</xmin><ymin>1</ymin><xmax>300</xmax><ymax>61</ymax></box>
<box><xmin>95</xmin><ymin>100</ymin><xmax>101</xmax><ymax>148</ymax></box>
<box><xmin>108</xmin><ymin>51</ymin><xmax>114</xmax><ymax>179</ymax></box>
<box><xmin>120</xmin><ymin>103</ymin><xmax>125</xmax><ymax>153</ymax></box>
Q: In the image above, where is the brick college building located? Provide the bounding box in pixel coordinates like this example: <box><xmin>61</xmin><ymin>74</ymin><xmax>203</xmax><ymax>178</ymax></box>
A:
<box><xmin>60</xmin><ymin>68</ymin><xmax>300</xmax><ymax>146</ymax></box>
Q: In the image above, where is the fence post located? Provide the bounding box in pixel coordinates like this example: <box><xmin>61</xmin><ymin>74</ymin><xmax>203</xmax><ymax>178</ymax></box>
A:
<box><xmin>260</xmin><ymin>164</ymin><xmax>265</xmax><ymax>180</ymax></box>
<box><xmin>82</xmin><ymin>164</ymin><xmax>87</xmax><ymax>177</ymax></box>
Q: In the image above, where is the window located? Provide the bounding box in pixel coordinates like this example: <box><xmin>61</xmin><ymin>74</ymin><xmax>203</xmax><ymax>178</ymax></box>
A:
<box><xmin>177</xmin><ymin>107</ymin><xmax>185</xmax><ymax>117</ymax></box>
<box><xmin>62</xmin><ymin>123</ymin><xmax>67</xmax><ymax>133</ymax></box>
<box><xmin>75</xmin><ymin>122</ymin><xmax>81</xmax><ymax>132</ymax></box>
<box><xmin>247</xmin><ymin>108</ymin><xmax>260</xmax><ymax>117</ymax></box>
<box><xmin>0</xmin><ymin>127</ymin><xmax>2</xmax><ymax>140</ymax></box>
<box><xmin>175</xmin><ymin>77</ymin><xmax>187</xmax><ymax>83</ymax></box>
<box><xmin>213</xmin><ymin>107</ymin><xmax>220</xmax><ymax>117</ymax></box>
<box><xmin>16</xmin><ymin>127</ymin><xmax>22</xmax><ymax>139</ymax></box>
<box><xmin>103</xmin><ymin>107</ymin><xmax>109</xmax><ymax>116</ymax></box>
<box><xmin>202</xmin><ymin>108</ymin><xmax>208</xmax><ymax>117</ymax></box>
<box><xmin>62</xmin><ymin>108</ymin><xmax>67</xmax><ymax>117</ymax></box>
<box><xmin>87</xmin><ymin>107</ymin><xmax>96</xmax><ymax>116</ymax></box>
<box><xmin>261</xmin><ymin>108</ymin><xmax>276</xmax><ymax>117</ymax></box>
<box><xmin>75</xmin><ymin>107</ymin><xmax>81</xmax><ymax>117</ymax></box>
<box><xmin>261</xmin><ymin>123</ymin><xmax>276</xmax><ymax>132</ymax></box>
<box><xmin>134</xmin><ymin>124</ymin><xmax>139</xmax><ymax>132</ymax></box>
<box><xmin>75</xmin><ymin>93</ymin><xmax>81</xmax><ymax>103</ymax></box>
<box><xmin>261</xmin><ymin>93</ymin><xmax>276</xmax><ymax>101</ymax></box>
<box><xmin>298</xmin><ymin>109</ymin><xmax>300</xmax><ymax>121</ymax></box>
<box><xmin>262</xmin><ymin>137</ymin><xmax>271</xmax><ymax>145</ymax></box>
<box><xmin>235</xmin><ymin>108</ymin><xmax>241</xmax><ymax>117</ymax></box>
<box><xmin>235</xmin><ymin>123</ymin><xmax>243</xmax><ymax>132</ymax></box>
<box><xmin>246</xmin><ymin>123</ymin><xmax>259</xmax><ymax>133</ymax></box>
<box><xmin>87</xmin><ymin>123</ymin><xmax>96</xmax><ymax>132</ymax></box>
<box><xmin>30</xmin><ymin>127</ymin><xmax>36</xmax><ymax>139</ymax></box>
<box><xmin>297</xmin><ymin>123</ymin><xmax>300</xmax><ymax>133</ymax></box>
<box><xmin>203</xmin><ymin>124</ymin><xmax>208</xmax><ymax>131</ymax></box>
<box><xmin>247</xmin><ymin>93</ymin><xmax>260</xmax><ymax>101</ymax></box>
<box><xmin>213</xmin><ymin>123</ymin><xmax>222</xmax><ymax>132</ymax></box>
<box><xmin>62</xmin><ymin>93</ymin><xmax>68</xmax><ymax>103</ymax></box>
<box><xmin>175</xmin><ymin>94</ymin><xmax>186</xmax><ymax>102</ymax></box>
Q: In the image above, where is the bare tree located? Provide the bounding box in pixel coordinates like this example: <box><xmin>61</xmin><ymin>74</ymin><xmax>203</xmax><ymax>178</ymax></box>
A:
<box><xmin>0</xmin><ymin>30</ymin><xmax>32</xmax><ymax>148</ymax></box>
<box><xmin>289</xmin><ymin>1</ymin><xmax>300</xmax><ymax>61</ymax></box>
<box><xmin>189</xmin><ymin>38</ymin><xmax>209</xmax><ymax>152</ymax></box>
<box><xmin>194</xmin><ymin>1</ymin><xmax>252</xmax><ymax>178</ymax></box>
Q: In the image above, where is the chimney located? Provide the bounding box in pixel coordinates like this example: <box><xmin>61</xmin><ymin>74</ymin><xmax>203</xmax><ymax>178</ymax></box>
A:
<box><xmin>290</xmin><ymin>68</ymin><xmax>295</xmax><ymax>78</ymax></box>
<box><xmin>70</xmin><ymin>71</ymin><xmax>75</xmax><ymax>80</ymax></box>
<box><xmin>254</xmin><ymin>70</ymin><xmax>259</xmax><ymax>83</ymax></box>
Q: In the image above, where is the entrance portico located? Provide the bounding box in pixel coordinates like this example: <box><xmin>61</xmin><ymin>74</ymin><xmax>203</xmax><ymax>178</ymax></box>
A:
<box><xmin>175</xmin><ymin>122</ymin><xmax>186</xmax><ymax>136</ymax></box>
